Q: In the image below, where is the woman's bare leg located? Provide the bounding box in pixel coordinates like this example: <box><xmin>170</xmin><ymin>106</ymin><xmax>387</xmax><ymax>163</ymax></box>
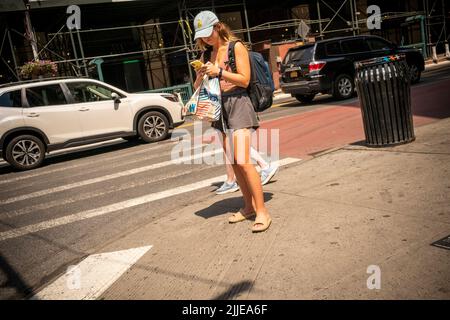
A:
<box><xmin>250</xmin><ymin>147</ymin><xmax>269</xmax><ymax>170</ymax></box>
<box><xmin>232</xmin><ymin>163</ymin><xmax>256</xmax><ymax>213</ymax></box>
<box><xmin>232</xmin><ymin>129</ymin><xmax>269</xmax><ymax>222</ymax></box>
<box><xmin>223</xmin><ymin>135</ymin><xmax>236</xmax><ymax>183</ymax></box>
<box><xmin>225</xmin><ymin>163</ymin><xmax>236</xmax><ymax>183</ymax></box>
<box><xmin>223</xmin><ymin>133</ymin><xmax>254</xmax><ymax>214</ymax></box>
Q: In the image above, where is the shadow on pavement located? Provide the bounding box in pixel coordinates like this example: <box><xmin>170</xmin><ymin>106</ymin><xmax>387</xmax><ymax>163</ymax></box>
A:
<box><xmin>194</xmin><ymin>192</ymin><xmax>274</xmax><ymax>219</ymax></box>
<box><xmin>0</xmin><ymin>254</ymin><xmax>32</xmax><ymax>299</ymax></box>
<box><xmin>349</xmin><ymin>140</ymin><xmax>368</xmax><ymax>147</ymax></box>
<box><xmin>212</xmin><ymin>280</ymin><xmax>253</xmax><ymax>300</ymax></box>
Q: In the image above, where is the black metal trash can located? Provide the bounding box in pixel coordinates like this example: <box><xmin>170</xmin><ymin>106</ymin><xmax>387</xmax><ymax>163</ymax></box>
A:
<box><xmin>355</xmin><ymin>54</ymin><xmax>415</xmax><ymax>147</ymax></box>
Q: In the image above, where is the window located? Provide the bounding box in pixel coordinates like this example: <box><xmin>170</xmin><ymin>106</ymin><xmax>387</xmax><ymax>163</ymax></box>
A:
<box><xmin>283</xmin><ymin>45</ymin><xmax>315</xmax><ymax>64</ymax></box>
<box><xmin>0</xmin><ymin>90</ymin><xmax>22</xmax><ymax>107</ymax></box>
<box><xmin>314</xmin><ymin>44</ymin><xmax>326</xmax><ymax>59</ymax></box>
<box><xmin>340</xmin><ymin>39</ymin><xmax>370</xmax><ymax>54</ymax></box>
<box><xmin>325</xmin><ymin>42</ymin><xmax>342</xmax><ymax>56</ymax></box>
<box><xmin>66</xmin><ymin>82</ymin><xmax>118</xmax><ymax>103</ymax></box>
<box><xmin>26</xmin><ymin>85</ymin><xmax>67</xmax><ymax>107</ymax></box>
<box><xmin>367</xmin><ymin>38</ymin><xmax>392</xmax><ymax>51</ymax></box>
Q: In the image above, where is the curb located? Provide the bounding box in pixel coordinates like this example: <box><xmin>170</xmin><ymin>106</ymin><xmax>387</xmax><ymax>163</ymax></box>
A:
<box><xmin>425</xmin><ymin>57</ymin><xmax>450</xmax><ymax>65</ymax></box>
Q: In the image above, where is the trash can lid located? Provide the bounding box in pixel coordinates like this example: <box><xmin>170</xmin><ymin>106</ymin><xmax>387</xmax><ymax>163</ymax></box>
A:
<box><xmin>355</xmin><ymin>54</ymin><xmax>405</xmax><ymax>70</ymax></box>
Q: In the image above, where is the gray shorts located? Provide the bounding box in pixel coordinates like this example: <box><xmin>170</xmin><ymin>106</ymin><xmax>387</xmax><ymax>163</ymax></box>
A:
<box><xmin>212</xmin><ymin>88</ymin><xmax>259</xmax><ymax>132</ymax></box>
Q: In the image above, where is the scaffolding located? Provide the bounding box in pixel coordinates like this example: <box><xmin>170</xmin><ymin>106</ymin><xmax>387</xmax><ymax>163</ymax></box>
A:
<box><xmin>0</xmin><ymin>18</ymin><xmax>189</xmax><ymax>88</ymax></box>
<box><xmin>423</xmin><ymin>0</ymin><xmax>448</xmax><ymax>58</ymax></box>
<box><xmin>1</xmin><ymin>0</ymin><xmax>448</xmax><ymax>86</ymax></box>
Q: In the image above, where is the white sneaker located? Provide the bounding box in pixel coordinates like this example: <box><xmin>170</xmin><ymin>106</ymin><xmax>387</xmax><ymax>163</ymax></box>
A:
<box><xmin>260</xmin><ymin>164</ymin><xmax>279</xmax><ymax>185</ymax></box>
<box><xmin>216</xmin><ymin>181</ymin><xmax>240</xmax><ymax>195</ymax></box>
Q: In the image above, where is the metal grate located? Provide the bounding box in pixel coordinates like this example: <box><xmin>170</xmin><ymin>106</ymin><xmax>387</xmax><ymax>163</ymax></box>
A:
<box><xmin>141</xmin><ymin>82</ymin><xmax>193</xmax><ymax>105</ymax></box>
<box><xmin>431</xmin><ymin>234</ymin><xmax>450</xmax><ymax>250</ymax></box>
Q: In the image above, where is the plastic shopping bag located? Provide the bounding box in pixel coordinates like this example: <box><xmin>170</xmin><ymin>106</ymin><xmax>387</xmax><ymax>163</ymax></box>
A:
<box><xmin>196</xmin><ymin>76</ymin><xmax>222</xmax><ymax>122</ymax></box>
<box><xmin>182</xmin><ymin>85</ymin><xmax>200</xmax><ymax>116</ymax></box>
<box><xmin>183</xmin><ymin>75</ymin><xmax>222</xmax><ymax>122</ymax></box>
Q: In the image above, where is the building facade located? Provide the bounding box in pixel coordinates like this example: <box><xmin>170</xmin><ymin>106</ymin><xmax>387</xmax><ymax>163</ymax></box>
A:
<box><xmin>0</xmin><ymin>0</ymin><xmax>448</xmax><ymax>90</ymax></box>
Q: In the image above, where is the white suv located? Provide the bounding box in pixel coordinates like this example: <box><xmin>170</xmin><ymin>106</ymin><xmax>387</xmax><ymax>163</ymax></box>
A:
<box><xmin>0</xmin><ymin>78</ymin><xmax>185</xmax><ymax>170</ymax></box>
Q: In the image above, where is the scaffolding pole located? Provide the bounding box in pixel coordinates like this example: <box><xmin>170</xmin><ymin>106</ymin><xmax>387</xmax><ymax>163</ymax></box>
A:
<box><xmin>321</xmin><ymin>0</ymin><xmax>349</xmax><ymax>33</ymax></box>
<box><xmin>23</xmin><ymin>1</ymin><xmax>39</xmax><ymax>60</ymax></box>
<box><xmin>68</xmin><ymin>29</ymin><xmax>81</xmax><ymax>75</ymax></box>
<box><xmin>424</xmin><ymin>0</ymin><xmax>432</xmax><ymax>56</ymax></box>
<box><xmin>422</xmin><ymin>0</ymin><xmax>448</xmax><ymax>57</ymax></box>
<box><xmin>49</xmin><ymin>20</ymin><xmax>181</xmax><ymax>36</ymax></box>
<box><xmin>243</xmin><ymin>0</ymin><xmax>252</xmax><ymax>44</ymax></box>
<box><xmin>76</xmin><ymin>30</ymin><xmax>89</xmax><ymax>76</ymax></box>
<box><xmin>35</xmin><ymin>24</ymin><xmax>65</xmax><ymax>60</ymax></box>
<box><xmin>0</xmin><ymin>29</ymin><xmax>7</xmax><ymax>58</ymax></box>
<box><xmin>178</xmin><ymin>0</ymin><xmax>194</xmax><ymax>86</ymax></box>
<box><xmin>353</xmin><ymin>0</ymin><xmax>360</xmax><ymax>34</ymax></box>
<box><xmin>317</xmin><ymin>0</ymin><xmax>324</xmax><ymax>39</ymax></box>
<box><xmin>7</xmin><ymin>29</ymin><xmax>19</xmax><ymax>79</ymax></box>
<box><xmin>184</xmin><ymin>5</ymin><xmax>195</xmax><ymax>58</ymax></box>
<box><xmin>349</xmin><ymin>0</ymin><xmax>355</xmax><ymax>36</ymax></box>
<box><xmin>443</xmin><ymin>0</ymin><xmax>449</xmax><ymax>57</ymax></box>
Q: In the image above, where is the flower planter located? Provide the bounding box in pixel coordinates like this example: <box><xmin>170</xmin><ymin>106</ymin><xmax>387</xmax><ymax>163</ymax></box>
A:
<box><xmin>20</xmin><ymin>60</ymin><xmax>58</xmax><ymax>80</ymax></box>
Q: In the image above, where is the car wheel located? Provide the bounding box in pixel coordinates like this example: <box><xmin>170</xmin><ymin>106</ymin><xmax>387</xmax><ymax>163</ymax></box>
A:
<box><xmin>5</xmin><ymin>135</ymin><xmax>45</xmax><ymax>170</ymax></box>
<box><xmin>333</xmin><ymin>74</ymin><xmax>354</xmax><ymax>100</ymax></box>
<box><xmin>137</xmin><ymin>111</ymin><xmax>169</xmax><ymax>143</ymax></box>
<box><xmin>295</xmin><ymin>94</ymin><xmax>316</xmax><ymax>104</ymax></box>
<box><xmin>409</xmin><ymin>64</ymin><xmax>421</xmax><ymax>84</ymax></box>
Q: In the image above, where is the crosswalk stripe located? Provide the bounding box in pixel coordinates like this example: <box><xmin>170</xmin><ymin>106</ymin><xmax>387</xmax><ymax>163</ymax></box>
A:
<box><xmin>0</xmin><ymin>148</ymin><xmax>223</xmax><ymax>205</ymax></box>
<box><xmin>2</xmin><ymin>143</ymin><xmax>209</xmax><ymax>194</ymax></box>
<box><xmin>1</xmin><ymin>164</ymin><xmax>210</xmax><ymax>219</ymax></box>
<box><xmin>0</xmin><ymin>157</ymin><xmax>301</xmax><ymax>241</ymax></box>
<box><xmin>31</xmin><ymin>245</ymin><xmax>152</xmax><ymax>300</ymax></box>
<box><xmin>0</xmin><ymin>140</ymin><xmax>179</xmax><ymax>185</ymax></box>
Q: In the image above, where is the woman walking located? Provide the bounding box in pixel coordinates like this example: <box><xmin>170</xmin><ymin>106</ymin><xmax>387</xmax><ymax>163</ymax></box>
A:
<box><xmin>193</xmin><ymin>10</ymin><xmax>272</xmax><ymax>232</ymax></box>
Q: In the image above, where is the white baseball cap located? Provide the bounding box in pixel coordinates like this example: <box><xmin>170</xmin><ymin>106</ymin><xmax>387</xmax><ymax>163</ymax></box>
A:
<box><xmin>193</xmin><ymin>11</ymin><xmax>219</xmax><ymax>40</ymax></box>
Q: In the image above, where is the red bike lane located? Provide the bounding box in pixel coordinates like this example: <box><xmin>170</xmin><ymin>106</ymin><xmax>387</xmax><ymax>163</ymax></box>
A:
<box><xmin>261</xmin><ymin>78</ymin><xmax>450</xmax><ymax>159</ymax></box>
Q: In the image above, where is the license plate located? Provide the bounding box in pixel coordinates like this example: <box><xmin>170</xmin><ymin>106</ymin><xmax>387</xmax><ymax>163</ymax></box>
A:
<box><xmin>290</xmin><ymin>71</ymin><xmax>298</xmax><ymax>78</ymax></box>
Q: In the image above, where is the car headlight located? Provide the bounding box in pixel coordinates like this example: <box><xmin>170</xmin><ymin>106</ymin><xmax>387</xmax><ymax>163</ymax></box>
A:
<box><xmin>161</xmin><ymin>93</ymin><xmax>178</xmax><ymax>102</ymax></box>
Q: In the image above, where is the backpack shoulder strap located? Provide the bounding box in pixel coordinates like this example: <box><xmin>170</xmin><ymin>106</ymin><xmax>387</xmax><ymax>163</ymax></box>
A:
<box><xmin>227</xmin><ymin>41</ymin><xmax>238</xmax><ymax>73</ymax></box>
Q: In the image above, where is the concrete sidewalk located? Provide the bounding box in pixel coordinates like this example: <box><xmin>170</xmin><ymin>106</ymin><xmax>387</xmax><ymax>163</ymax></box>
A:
<box><xmin>100</xmin><ymin>118</ymin><xmax>450</xmax><ymax>300</ymax></box>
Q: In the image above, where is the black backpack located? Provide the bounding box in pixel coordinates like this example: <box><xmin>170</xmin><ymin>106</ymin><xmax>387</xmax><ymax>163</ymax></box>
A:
<box><xmin>227</xmin><ymin>41</ymin><xmax>275</xmax><ymax>113</ymax></box>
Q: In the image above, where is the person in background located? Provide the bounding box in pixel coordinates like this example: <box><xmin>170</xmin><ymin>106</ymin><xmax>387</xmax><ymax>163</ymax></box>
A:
<box><xmin>215</xmin><ymin>147</ymin><xmax>279</xmax><ymax>195</ymax></box>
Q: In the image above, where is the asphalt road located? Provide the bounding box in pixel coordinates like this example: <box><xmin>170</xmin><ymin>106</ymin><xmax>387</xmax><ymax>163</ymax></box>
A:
<box><xmin>0</xmin><ymin>62</ymin><xmax>449</xmax><ymax>300</ymax></box>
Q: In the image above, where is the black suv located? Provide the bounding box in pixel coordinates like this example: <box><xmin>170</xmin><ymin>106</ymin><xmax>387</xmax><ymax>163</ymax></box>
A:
<box><xmin>280</xmin><ymin>35</ymin><xmax>425</xmax><ymax>103</ymax></box>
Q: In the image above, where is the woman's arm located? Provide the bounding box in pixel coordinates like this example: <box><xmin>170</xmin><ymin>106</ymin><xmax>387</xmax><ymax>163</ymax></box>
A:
<box><xmin>203</xmin><ymin>42</ymin><xmax>250</xmax><ymax>88</ymax></box>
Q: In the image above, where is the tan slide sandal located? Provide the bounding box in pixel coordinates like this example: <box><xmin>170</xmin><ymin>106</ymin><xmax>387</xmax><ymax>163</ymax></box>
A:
<box><xmin>251</xmin><ymin>215</ymin><xmax>272</xmax><ymax>233</ymax></box>
<box><xmin>228</xmin><ymin>210</ymin><xmax>256</xmax><ymax>223</ymax></box>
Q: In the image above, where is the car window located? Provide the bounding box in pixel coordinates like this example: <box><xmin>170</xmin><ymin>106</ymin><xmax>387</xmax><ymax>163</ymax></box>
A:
<box><xmin>66</xmin><ymin>82</ymin><xmax>117</xmax><ymax>103</ymax></box>
<box><xmin>283</xmin><ymin>45</ymin><xmax>315</xmax><ymax>64</ymax></box>
<box><xmin>340</xmin><ymin>39</ymin><xmax>370</xmax><ymax>54</ymax></box>
<box><xmin>0</xmin><ymin>90</ymin><xmax>22</xmax><ymax>108</ymax></box>
<box><xmin>325</xmin><ymin>42</ymin><xmax>342</xmax><ymax>56</ymax></box>
<box><xmin>26</xmin><ymin>85</ymin><xmax>67</xmax><ymax>107</ymax></box>
<box><xmin>314</xmin><ymin>44</ymin><xmax>326</xmax><ymax>59</ymax></box>
<box><xmin>367</xmin><ymin>38</ymin><xmax>392</xmax><ymax>51</ymax></box>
